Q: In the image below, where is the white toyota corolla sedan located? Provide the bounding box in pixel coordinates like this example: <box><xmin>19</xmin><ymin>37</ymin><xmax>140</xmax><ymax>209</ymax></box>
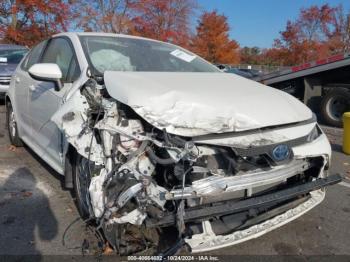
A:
<box><xmin>5</xmin><ymin>32</ymin><xmax>341</xmax><ymax>255</ymax></box>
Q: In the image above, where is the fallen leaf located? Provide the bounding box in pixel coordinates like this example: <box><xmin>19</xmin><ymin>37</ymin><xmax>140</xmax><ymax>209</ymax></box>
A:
<box><xmin>21</xmin><ymin>191</ymin><xmax>33</xmax><ymax>198</ymax></box>
<box><xmin>8</xmin><ymin>145</ymin><xmax>17</xmax><ymax>152</ymax></box>
<box><xmin>103</xmin><ymin>243</ymin><xmax>114</xmax><ymax>255</ymax></box>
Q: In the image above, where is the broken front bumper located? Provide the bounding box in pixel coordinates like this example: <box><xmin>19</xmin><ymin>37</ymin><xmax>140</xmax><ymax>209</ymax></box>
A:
<box><xmin>187</xmin><ymin>190</ymin><xmax>324</xmax><ymax>252</ymax></box>
<box><xmin>185</xmin><ymin>175</ymin><xmax>341</xmax><ymax>253</ymax></box>
<box><xmin>146</xmin><ymin>174</ymin><xmax>341</xmax><ymax>252</ymax></box>
<box><xmin>185</xmin><ymin>174</ymin><xmax>341</xmax><ymax>252</ymax></box>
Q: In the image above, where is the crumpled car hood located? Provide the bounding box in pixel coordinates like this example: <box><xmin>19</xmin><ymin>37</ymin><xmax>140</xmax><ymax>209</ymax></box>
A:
<box><xmin>104</xmin><ymin>72</ymin><xmax>312</xmax><ymax>136</ymax></box>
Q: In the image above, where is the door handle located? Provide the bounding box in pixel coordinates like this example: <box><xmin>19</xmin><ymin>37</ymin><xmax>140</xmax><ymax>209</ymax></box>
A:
<box><xmin>15</xmin><ymin>77</ymin><xmax>20</xmax><ymax>83</ymax></box>
<box><xmin>29</xmin><ymin>85</ymin><xmax>35</xmax><ymax>91</ymax></box>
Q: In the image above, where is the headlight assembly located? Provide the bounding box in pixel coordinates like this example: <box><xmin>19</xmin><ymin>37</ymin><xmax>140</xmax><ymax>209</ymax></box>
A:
<box><xmin>307</xmin><ymin>124</ymin><xmax>322</xmax><ymax>142</ymax></box>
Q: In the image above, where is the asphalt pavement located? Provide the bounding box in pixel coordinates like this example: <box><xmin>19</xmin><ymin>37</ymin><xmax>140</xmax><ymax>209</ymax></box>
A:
<box><xmin>0</xmin><ymin>101</ymin><xmax>349</xmax><ymax>260</ymax></box>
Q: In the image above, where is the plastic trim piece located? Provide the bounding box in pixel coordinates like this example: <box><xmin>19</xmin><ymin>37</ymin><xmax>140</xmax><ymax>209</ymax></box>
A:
<box><xmin>147</xmin><ymin>174</ymin><xmax>342</xmax><ymax>227</ymax></box>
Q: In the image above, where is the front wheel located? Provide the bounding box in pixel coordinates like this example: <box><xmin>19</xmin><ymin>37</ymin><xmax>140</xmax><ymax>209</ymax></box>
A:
<box><xmin>6</xmin><ymin>102</ymin><xmax>23</xmax><ymax>147</ymax></box>
<box><xmin>71</xmin><ymin>153</ymin><xmax>93</xmax><ymax>219</ymax></box>
<box><xmin>320</xmin><ymin>89</ymin><xmax>350</xmax><ymax>127</ymax></box>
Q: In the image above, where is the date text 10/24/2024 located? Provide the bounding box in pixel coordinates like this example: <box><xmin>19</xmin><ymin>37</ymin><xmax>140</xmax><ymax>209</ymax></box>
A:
<box><xmin>127</xmin><ymin>255</ymin><xmax>220</xmax><ymax>261</ymax></box>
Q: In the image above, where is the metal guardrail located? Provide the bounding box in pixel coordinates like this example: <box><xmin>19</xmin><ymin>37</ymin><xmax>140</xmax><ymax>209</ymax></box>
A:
<box><xmin>235</xmin><ymin>64</ymin><xmax>291</xmax><ymax>75</ymax></box>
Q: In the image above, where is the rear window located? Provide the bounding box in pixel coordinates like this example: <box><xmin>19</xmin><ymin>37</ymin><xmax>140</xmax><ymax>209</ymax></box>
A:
<box><xmin>0</xmin><ymin>49</ymin><xmax>27</xmax><ymax>64</ymax></box>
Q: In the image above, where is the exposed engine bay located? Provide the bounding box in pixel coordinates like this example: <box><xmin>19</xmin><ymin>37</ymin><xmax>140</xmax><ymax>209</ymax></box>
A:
<box><xmin>52</xmin><ymin>78</ymin><xmax>341</xmax><ymax>255</ymax></box>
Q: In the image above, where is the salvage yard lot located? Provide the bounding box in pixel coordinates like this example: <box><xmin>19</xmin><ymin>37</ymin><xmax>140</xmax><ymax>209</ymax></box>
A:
<box><xmin>0</xmin><ymin>101</ymin><xmax>350</xmax><ymax>258</ymax></box>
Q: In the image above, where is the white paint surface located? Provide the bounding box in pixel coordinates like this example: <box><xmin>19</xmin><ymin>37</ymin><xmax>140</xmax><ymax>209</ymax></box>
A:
<box><xmin>104</xmin><ymin>72</ymin><xmax>312</xmax><ymax>136</ymax></box>
<box><xmin>28</xmin><ymin>63</ymin><xmax>62</xmax><ymax>79</ymax></box>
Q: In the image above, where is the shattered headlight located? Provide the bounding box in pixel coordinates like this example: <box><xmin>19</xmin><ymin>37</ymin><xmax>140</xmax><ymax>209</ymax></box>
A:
<box><xmin>307</xmin><ymin>124</ymin><xmax>322</xmax><ymax>142</ymax></box>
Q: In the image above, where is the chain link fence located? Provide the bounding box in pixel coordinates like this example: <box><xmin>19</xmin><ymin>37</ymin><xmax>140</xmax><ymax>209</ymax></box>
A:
<box><xmin>234</xmin><ymin>64</ymin><xmax>291</xmax><ymax>75</ymax></box>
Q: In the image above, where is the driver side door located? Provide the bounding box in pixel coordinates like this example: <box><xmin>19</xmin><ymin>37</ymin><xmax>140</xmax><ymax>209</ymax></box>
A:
<box><xmin>28</xmin><ymin>37</ymin><xmax>81</xmax><ymax>173</ymax></box>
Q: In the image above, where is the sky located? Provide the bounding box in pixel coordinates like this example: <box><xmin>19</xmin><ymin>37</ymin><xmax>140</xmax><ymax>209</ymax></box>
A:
<box><xmin>198</xmin><ymin>0</ymin><xmax>350</xmax><ymax>48</ymax></box>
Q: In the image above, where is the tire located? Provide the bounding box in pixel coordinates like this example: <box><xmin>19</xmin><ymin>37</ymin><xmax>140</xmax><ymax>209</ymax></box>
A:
<box><xmin>320</xmin><ymin>88</ymin><xmax>350</xmax><ymax>127</ymax></box>
<box><xmin>6</xmin><ymin>102</ymin><xmax>23</xmax><ymax>147</ymax></box>
<box><xmin>71</xmin><ymin>153</ymin><xmax>92</xmax><ymax>219</ymax></box>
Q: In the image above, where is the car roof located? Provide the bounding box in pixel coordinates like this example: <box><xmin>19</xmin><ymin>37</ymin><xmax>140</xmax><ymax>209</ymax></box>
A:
<box><xmin>0</xmin><ymin>44</ymin><xmax>28</xmax><ymax>50</ymax></box>
<box><xmin>53</xmin><ymin>32</ymin><xmax>168</xmax><ymax>45</ymax></box>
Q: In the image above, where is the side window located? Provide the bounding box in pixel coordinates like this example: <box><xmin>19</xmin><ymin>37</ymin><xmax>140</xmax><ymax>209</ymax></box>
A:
<box><xmin>66</xmin><ymin>58</ymin><xmax>80</xmax><ymax>83</ymax></box>
<box><xmin>21</xmin><ymin>41</ymin><xmax>47</xmax><ymax>71</ymax></box>
<box><xmin>41</xmin><ymin>38</ymin><xmax>80</xmax><ymax>83</ymax></box>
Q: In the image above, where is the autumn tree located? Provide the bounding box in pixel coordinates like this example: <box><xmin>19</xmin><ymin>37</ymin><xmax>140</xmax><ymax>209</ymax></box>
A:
<box><xmin>268</xmin><ymin>4</ymin><xmax>350</xmax><ymax>66</ymax></box>
<box><xmin>191</xmin><ymin>11</ymin><xmax>239</xmax><ymax>64</ymax></box>
<box><xmin>0</xmin><ymin>0</ymin><xmax>71</xmax><ymax>46</ymax></box>
<box><xmin>73</xmin><ymin>0</ymin><xmax>197</xmax><ymax>46</ymax></box>
<box><xmin>240</xmin><ymin>46</ymin><xmax>262</xmax><ymax>65</ymax></box>
<box><xmin>128</xmin><ymin>0</ymin><xmax>196</xmax><ymax>46</ymax></box>
<box><xmin>73</xmin><ymin>0</ymin><xmax>135</xmax><ymax>33</ymax></box>
<box><xmin>327</xmin><ymin>5</ymin><xmax>350</xmax><ymax>53</ymax></box>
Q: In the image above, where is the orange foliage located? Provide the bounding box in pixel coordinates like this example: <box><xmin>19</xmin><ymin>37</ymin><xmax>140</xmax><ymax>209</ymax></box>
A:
<box><xmin>190</xmin><ymin>11</ymin><xmax>239</xmax><ymax>64</ymax></box>
<box><xmin>258</xmin><ymin>4</ymin><xmax>350</xmax><ymax>66</ymax></box>
<box><xmin>73</xmin><ymin>0</ymin><xmax>135</xmax><ymax>34</ymax></box>
<box><xmin>0</xmin><ymin>0</ymin><xmax>71</xmax><ymax>47</ymax></box>
<box><xmin>129</xmin><ymin>0</ymin><xmax>196</xmax><ymax>47</ymax></box>
<box><xmin>73</xmin><ymin>0</ymin><xmax>196</xmax><ymax>47</ymax></box>
<box><xmin>3</xmin><ymin>0</ymin><xmax>348</xmax><ymax>68</ymax></box>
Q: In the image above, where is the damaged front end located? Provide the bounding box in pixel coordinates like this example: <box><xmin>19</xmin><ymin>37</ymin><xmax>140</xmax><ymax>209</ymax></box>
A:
<box><xmin>53</xmin><ymin>78</ymin><xmax>341</xmax><ymax>255</ymax></box>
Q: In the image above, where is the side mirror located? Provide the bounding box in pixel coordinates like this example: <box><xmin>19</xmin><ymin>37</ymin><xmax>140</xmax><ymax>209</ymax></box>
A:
<box><xmin>28</xmin><ymin>63</ymin><xmax>63</xmax><ymax>91</ymax></box>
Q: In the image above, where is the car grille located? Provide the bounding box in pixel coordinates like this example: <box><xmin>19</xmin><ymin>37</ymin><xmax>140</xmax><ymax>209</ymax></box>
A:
<box><xmin>0</xmin><ymin>76</ymin><xmax>11</xmax><ymax>86</ymax></box>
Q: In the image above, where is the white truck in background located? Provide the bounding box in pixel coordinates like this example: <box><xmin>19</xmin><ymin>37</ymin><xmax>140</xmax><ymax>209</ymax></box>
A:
<box><xmin>254</xmin><ymin>53</ymin><xmax>350</xmax><ymax>127</ymax></box>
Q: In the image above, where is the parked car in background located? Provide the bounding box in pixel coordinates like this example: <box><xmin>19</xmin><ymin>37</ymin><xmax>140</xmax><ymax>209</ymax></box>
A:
<box><xmin>238</xmin><ymin>68</ymin><xmax>263</xmax><ymax>78</ymax></box>
<box><xmin>225</xmin><ymin>67</ymin><xmax>254</xmax><ymax>78</ymax></box>
<box><xmin>216</xmin><ymin>64</ymin><xmax>260</xmax><ymax>79</ymax></box>
<box><xmin>5</xmin><ymin>32</ymin><xmax>341</xmax><ymax>256</ymax></box>
<box><xmin>0</xmin><ymin>44</ymin><xmax>28</xmax><ymax>94</ymax></box>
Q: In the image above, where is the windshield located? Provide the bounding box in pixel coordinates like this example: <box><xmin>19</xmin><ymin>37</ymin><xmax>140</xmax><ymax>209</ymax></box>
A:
<box><xmin>79</xmin><ymin>36</ymin><xmax>219</xmax><ymax>75</ymax></box>
<box><xmin>0</xmin><ymin>49</ymin><xmax>27</xmax><ymax>64</ymax></box>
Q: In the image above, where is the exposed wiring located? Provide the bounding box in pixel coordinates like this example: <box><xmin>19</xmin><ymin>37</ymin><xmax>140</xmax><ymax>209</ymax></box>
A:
<box><xmin>62</xmin><ymin>217</ymin><xmax>92</xmax><ymax>250</ymax></box>
<box><xmin>62</xmin><ymin>216</ymin><xmax>107</xmax><ymax>258</ymax></box>
<box><xmin>87</xmin><ymin>105</ymin><xmax>103</xmax><ymax>177</ymax></box>
<box><xmin>146</xmin><ymin>146</ymin><xmax>178</xmax><ymax>165</ymax></box>
<box><xmin>176</xmin><ymin>166</ymin><xmax>193</xmax><ymax>238</ymax></box>
<box><xmin>181</xmin><ymin>166</ymin><xmax>193</xmax><ymax>196</ymax></box>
